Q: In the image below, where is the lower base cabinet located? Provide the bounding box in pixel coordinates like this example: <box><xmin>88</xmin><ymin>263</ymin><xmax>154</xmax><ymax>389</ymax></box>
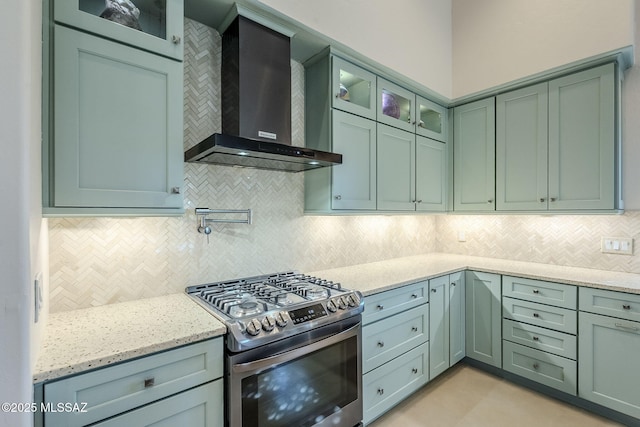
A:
<box><xmin>465</xmin><ymin>271</ymin><xmax>502</xmax><ymax>368</ymax></box>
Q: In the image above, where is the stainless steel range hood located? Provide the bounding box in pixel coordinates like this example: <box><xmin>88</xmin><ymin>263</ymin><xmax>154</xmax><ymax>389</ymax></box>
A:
<box><xmin>184</xmin><ymin>15</ymin><xmax>342</xmax><ymax>172</ymax></box>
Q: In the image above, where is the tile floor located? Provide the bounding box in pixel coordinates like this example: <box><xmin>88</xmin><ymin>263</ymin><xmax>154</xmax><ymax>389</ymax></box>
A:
<box><xmin>368</xmin><ymin>364</ymin><xmax>623</xmax><ymax>427</ymax></box>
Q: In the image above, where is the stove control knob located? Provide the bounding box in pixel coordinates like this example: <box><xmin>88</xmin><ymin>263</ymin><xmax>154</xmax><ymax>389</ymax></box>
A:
<box><xmin>262</xmin><ymin>315</ymin><xmax>276</xmax><ymax>332</ymax></box>
<box><xmin>326</xmin><ymin>300</ymin><xmax>338</xmax><ymax>313</ymax></box>
<box><xmin>275</xmin><ymin>311</ymin><xmax>288</xmax><ymax>327</ymax></box>
<box><xmin>245</xmin><ymin>318</ymin><xmax>262</xmax><ymax>336</ymax></box>
<box><xmin>347</xmin><ymin>294</ymin><xmax>358</xmax><ymax>307</ymax></box>
<box><xmin>337</xmin><ymin>297</ymin><xmax>347</xmax><ymax>310</ymax></box>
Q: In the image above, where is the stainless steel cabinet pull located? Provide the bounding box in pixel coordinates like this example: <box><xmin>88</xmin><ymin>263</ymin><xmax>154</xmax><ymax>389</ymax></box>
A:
<box><xmin>171</xmin><ymin>35</ymin><xmax>181</xmax><ymax>44</ymax></box>
<box><xmin>623</xmin><ymin>304</ymin><xmax>631</xmax><ymax>310</ymax></box>
<box><xmin>411</xmin><ymin>293</ymin><xmax>418</xmax><ymax>299</ymax></box>
<box><xmin>540</xmin><ymin>198</ymin><xmax>545</xmax><ymax>202</ymax></box>
<box><xmin>334</xmin><ymin>195</ymin><xmax>342</xmax><ymax>200</ymax></box>
<box><xmin>416</xmin><ymin>200</ymin><xmax>422</xmax><ymax>203</ymax></box>
<box><xmin>550</xmin><ymin>197</ymin><xmax>557</xmax><ymax>202</ymax></box>
<box><xmin>144</xmin><ymin>378</ymin><xmax>155</xmax><ymax>388</ymax></box>
<box><xmin>412</xmin><ymin>368</ymin><xmax>418</xmax><ymax>374</ymax></box>
<box><xmin>532</xmin><ymin>363</ymin><xmax>540</xmax><ymax>370</ymax></box>
<box><xmin>532</xmin><ymin>289</ymin><xmax>540</xmax><ymax>294</ymax></box>
<box><xmin>377</xmin><ymin>341</ymin><xmax>385</xmax><ymax>348</ymax></box>
<box><xmin>451</xmin><ymin>283</ymin><xmax>456</xmax><ymax>287</ymax></box>
<box><xmin>171</xmin><ymin>186</ymin><xmax>181</xmax><ymax>194</ymax></box>
<box><xmin>411</xmin><ymin>326</ymin><xmax>418</xmax><ymax>332</ymax></box>
<box><xmin>532</xmin><ymin>336</ymin><xmax>539</xmax><ymax>341</ymax></box>
<box><xmin>615</xmin><ymin>323</ymin><xmax>640</xmax><ymax>332</ymax></box>
<box><xmin>533</xmin><ymin>313</ymin><xmax>540</xmax><ymax>318</ymax></box>
<box><xmin>431</xmin><ymin>289</ymin><xmax>437</xmax><ymax>293</ymax></box>
<box><xmin>377</xmin><ymin>304</ymin><xmax>384</xmax><ymax>310</ymax></box>
<box><xmin>377</xmin><ymin>388</ymin><xmax>384</xmax><ymax>395</ymax></box>
<box><xmin>488</xmin><ymin>199</ymin><xmax>493</xmax><ymax>204</ymax></box>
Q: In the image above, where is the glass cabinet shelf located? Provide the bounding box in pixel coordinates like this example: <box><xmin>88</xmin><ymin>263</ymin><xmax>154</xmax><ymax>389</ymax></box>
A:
<box><xmin>54</xmin><ymin>0</ymin><xmax>183</xmax><ymax>60</ymax></box>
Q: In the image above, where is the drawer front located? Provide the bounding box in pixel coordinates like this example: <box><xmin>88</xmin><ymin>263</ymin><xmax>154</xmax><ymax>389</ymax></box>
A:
<box><xmin>363</xmin><ymin>342</ymin><xmax>429</xmax><ymax>425</ymax></box>
<box><xmin>503</xmin><ymin>319</ymin><xmax>577</xmax><ymax>360</ymax></box>
<box><xmin>363</xmin><ymin>305</ymin><xmax>428</xmax><ymax>373</ymax></box>
<box><xmin>579</xmin><ymin>287</ymin><xmax>640</xmax><ymax>322</ymax></box>
<box><xmin>363</xmin><ymin>281</ymin><xmax>428</xmax><ymax>325</ymax></box>
<box><xmin>44</xmin><ymin>338</ymin><xmax>223</xmax><ymax>427</ymax></box>
<box><xmin>503</xmin><ymin>276</ymin><xmax>577</xmax><ymax>309</ymax></box>
<box><xmin>503</xmin><ymin>297</ymin><xmax>577</xmax><ymax>334</ymax></box>
<box><xmin>92</xmin><ymin>379</ymin><xmax>223</xmax><ymax>427</ymax></box>
<box><xmin>503</xmin><ymin>341</ymin><xmax>577</xmax><ymax>395</ymax></box>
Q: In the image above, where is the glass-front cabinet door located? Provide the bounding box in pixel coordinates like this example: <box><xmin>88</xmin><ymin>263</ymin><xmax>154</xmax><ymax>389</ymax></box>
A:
<box><xmin>377</xmin><ymin>78</ymin><xmax>416</xmax><ymax>133</ymax></box>
<box><xmin>332</xmin><ymin>56</ymin><xmax>377</xmax><ymax>120</ymax></box>
<box><xmin>417</xmin><ymin>96</ymin><xmax>448</xmax><ymax>142</ymax></box>
<box><xmin>53</xmin><ymin>0</ymin><xmax>183</xmax><ymax>60</ymax></box>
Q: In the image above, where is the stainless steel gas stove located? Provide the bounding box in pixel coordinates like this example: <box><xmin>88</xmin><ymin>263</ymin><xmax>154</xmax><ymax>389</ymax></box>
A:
<box><xmin>186</xmin><ymin>271</ymin><xmax>364</xmax><ymax>352</ymax></box>
<box><xmin>186</xmin><ymin>271</ymin><xmax>364</xmax><ymax>427</ymax></box>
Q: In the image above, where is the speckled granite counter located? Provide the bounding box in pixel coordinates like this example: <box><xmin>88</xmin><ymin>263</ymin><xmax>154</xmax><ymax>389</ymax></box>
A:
<box><xmin>33</xmin><ymin>293</ymin><xmax>225</xmax><ymax>383</ymax></box>
<box><xmin>310</xmin><ymin>253</ymin><xmax>640</xmax><ymax>296</ymax></box>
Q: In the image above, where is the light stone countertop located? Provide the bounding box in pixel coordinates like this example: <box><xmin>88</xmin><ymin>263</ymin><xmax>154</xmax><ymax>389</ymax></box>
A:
<box><xmin>310</xmin><ymin>253</ymin><xmax>640</xmax><ymax>296</ymax></box>
<box><xmin>33</xmin><ymin>293</ymin><xmax>226</xmax><ymax>383</ymax></box>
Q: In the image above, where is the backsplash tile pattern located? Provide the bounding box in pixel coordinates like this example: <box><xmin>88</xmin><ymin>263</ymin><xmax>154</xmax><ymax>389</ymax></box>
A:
<box><xmin>48</xmin><ymin>19</ymin><xmax>640</xmax><ymax>313</ymax></box>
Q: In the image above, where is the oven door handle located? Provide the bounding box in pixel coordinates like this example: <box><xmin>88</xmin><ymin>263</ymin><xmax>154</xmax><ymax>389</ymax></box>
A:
<box><xmin>232</xmin><ymin>323</ymin><xmax>360</xmax><ymax>374</ymax></box>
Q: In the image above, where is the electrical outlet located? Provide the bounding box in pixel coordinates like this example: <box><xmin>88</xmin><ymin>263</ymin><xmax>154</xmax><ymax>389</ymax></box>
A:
<box><xmin>601</xmin><ymin>237</ymin><xmax>633</xmax><ymax>255</ymax></box>
<box><xmin>458</xmin><ymin>231</ymin><xmax>466</xmax><ymax>242</ymax></box>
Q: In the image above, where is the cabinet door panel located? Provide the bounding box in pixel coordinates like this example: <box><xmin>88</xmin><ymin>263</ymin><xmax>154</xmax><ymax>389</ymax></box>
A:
<box><xmin>465</xmin><ymin>271</ymin><xmax>502</xmax><ymax>367</ymax></box>
<box><xmin>429</xmin><ymin>275</ymin><xmax>449</xmax><ymax>380</ymax></box>
<box><xmin>548</xmin><ymin>63</ymin><xmax>615</xmax><ymax>210</ymax></box>
<box><xmin>454</xmin><ymin>98</ymin><xmax>496</xmax><ymax>211</ymax></box>
<box><xmin>377</xmin><ymin>78</ymin><xmax>416</xmax><ymax>133</ymax></box>
<box><xmin>331</xmin><ymin>110</ymin><xmax>377</xmax><ymax>210</ymax></box>
<box><xmin>449</xmin><ymin>272</ymin><xmax>466</xmax><ymax>365</ymax></box>
<box><xmin>503</xmin><ymin>297</ymin><xmax>577</xmax><ymax>335</ymax></box>
<box><xmin>496</xmin><ymin>83</ymin><xmax>548</xmax><ymax>211</ymax></box>
<box><xmin>332</xmin><ymin>56</ymin><xmax>377</xmax><ymax>120</ymax></box>
<box><xmin>579</xmin><ymin>312</ymin><xmax>640</xmax><ymax>418</ymax></box>
<box><xmin>377</xmin><ymin>124</ymin><xmax>415</xmax><ymax>211</ymax></box>
<box><xmin>416</xmin><ymin>136</ymin><xmax>447</xmax><ymax>212</ymax></box>
<box><xmin>417</xmin><ymin>96</ymin><xmax>448</xmax><ymax>142</ymax></box>
<box><xmin>53</xmin><ymin>26</ymin><xmax>183</xmax><ymax>209</ymax></box>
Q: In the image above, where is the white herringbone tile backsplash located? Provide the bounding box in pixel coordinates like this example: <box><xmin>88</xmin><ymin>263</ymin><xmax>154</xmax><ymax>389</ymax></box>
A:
<box><xmin>48</xmin><ymin>19</ymin><xmax>640</xmax><ymax>312</ymax></box>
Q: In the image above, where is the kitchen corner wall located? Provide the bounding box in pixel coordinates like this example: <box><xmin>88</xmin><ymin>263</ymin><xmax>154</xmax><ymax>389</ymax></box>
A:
<box><xmin>48</xmin><ymin>19</ymin><xmax>640</xmax><ymax>313</ymax></box>
<box><xmin>46</xmin><ymin>19</ymin><xmax>437</xmax><ymax>313</ymax></box>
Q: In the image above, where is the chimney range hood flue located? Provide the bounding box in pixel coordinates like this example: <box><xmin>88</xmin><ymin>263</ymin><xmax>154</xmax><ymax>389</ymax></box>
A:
<box><xmin>184</xmin><ymin>15</ymin><xmax>342</xmax><ymax>172</ymax></box>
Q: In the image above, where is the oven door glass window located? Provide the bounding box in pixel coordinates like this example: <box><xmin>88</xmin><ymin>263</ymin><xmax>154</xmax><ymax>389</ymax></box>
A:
<box><xmin>241</xmin><ymin>335</ymin><xmax>359</xmax><ymax>427</ymax></box>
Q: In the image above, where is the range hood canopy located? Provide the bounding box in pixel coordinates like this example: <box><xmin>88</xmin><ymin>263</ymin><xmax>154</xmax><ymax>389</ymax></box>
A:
<box><xmin>184</xmin><ymin>13</ymin><xmax>342</xmax><ymax>172</ymax></box>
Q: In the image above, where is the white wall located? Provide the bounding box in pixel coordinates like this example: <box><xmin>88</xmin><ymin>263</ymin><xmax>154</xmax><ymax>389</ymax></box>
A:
<box><xmin>452</xmin><ymin>0</ymin><xmax>634</xmax><ymax>98</ymax></box>
<box><xmin>0</xmin><ymin>0</ymin><xmax>45</xmax><ymax>426</ymax></box>
<box><xmin>258</xmin><ymin>0</ymin><xmax>453</xmax><ymax>98</ymax></box>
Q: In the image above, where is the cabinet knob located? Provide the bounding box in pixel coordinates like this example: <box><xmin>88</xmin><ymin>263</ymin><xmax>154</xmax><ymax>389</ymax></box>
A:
<box><xmin>533</xmin><ymin>313</ymin><xmax>540</xmax><ymax>318</ymax></box>
<box><xmin>377</xmin><ymin>341</ymin><xmax>385</xmax><ymax>348</ymax></box>
<box><xmin>431</xmin><ymin>288</ymin><xmax>437</xmax><ymax>293</ymax></box>
<box><xmin>377</xmin><ymin>388</ymin><xmax>384</xmax><ymax>395</ymax></box>
<box><xmin>411</xmin><ymin>293</ymin><xmax>418</xmax><ymax>299</ymax></box>
<box><xmin>540</xmin><ymin>198</ymin><xmax>546</xmax><ymax>203</ymax></box>
<box><xmin>171</xmin><ymin>35</ymin><xmax>182</xmax><ymax>44</ymax></box>
<box><xmin>488</xmin><ymin>199</ymin><xmax>493</xmax><ymax>204</ymax></box>
<box><xmin>532</xmin><ymin>289</ymin><xmax>540</xmax><ymax>294</ymax></box>
<box><xmin>376</xmin><ymin>304</ymin><xmax>384</xmax><ymax>310</ymax></box>
<box><xmin>623</xmin><ymin>304</ymin><xmax>631</xmax><ymax>310</ymax></box>
<box><xmin>144</xmin><ymin>377</ymin><xmax>155</xmax><ymax>388</ymax></box>
<box><xmin>550</xmin><ymin>197</ymin><xmax>557</xmax><ymax>202</ymax></box>
<box><xmin>411</xmin><ymin>326</ymin><xmax>418</xmax><ymax>332</ymax></box>
<box><xmin>171</xmin><ymin>186</ymin><xmax>181</xmax><ymax>194</ymax></box>
<box><xmin>334</xmin><ymin>195</ymin><xmax>342</xmax><ymax>200</ymax></box>
<box><xmin>451</xmin><ymin>282</ymin><xmax>456</xmax><ymax>287</ymax></box>
<box><xmin>532</xmin><ymin>363</ymin><xmax>540</xmax><ymax>370</ymax></box>
<box><xmin>532</xmin><ymin>336</ymin><xmax>540</xmax><ymax>341</ymax></box>
<box><xmin>416</xmin><ymin>200</ymin><xmax>423</xmax><ymax>203</ymax></box>
<box><xmin>412</xmin><ymin>368</ymin><xmax>418</xmax><ymax>374</ymax></box>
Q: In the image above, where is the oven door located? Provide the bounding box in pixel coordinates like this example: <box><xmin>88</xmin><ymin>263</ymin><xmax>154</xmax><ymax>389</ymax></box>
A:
<box><xmin>228</xmin><ymin>316</ymin><xmax>362</xmax><ymax>427</ymax></box>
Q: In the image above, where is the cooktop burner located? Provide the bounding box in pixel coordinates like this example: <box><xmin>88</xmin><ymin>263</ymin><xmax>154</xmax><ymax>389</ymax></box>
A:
<box><xmin>186</xmin><ymin>271</ymin><xmax>364</xmax><ymax>352</ymax></box>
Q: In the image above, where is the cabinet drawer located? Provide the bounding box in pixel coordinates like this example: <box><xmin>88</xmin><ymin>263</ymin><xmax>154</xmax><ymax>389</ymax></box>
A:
<box><xmin>363</xmin><ymin>305</ymin><xmax>428</xmax><ymax>373</ymax></box>
<box><xmin>503</xmin><ymin>341</ymin><xmax>577</xmax><ymax>395</ymax></box>
<box><xmin>502</xmin><ymin>276</ymin><xmax>576</xmax><ymax>309</ymax></box>
<box><xmin>503</xmin><ymin>319</ymin><xmax>577</xmax><ymax>360</ymax></box>
<box><xmin>363</xmin><ymin>281</ymin><xmax>428</xmax><ymax>325</ymax></box>
<box><xmin>44</xmin><ymin>339</ymin><xmax>222</xmax><ymax>427</ymax></box>
<box><xmin>579</xmin><ymin>287</ymin><xmax>640</xmax><ymax>322</ymax></box>
<box><xmin>92</xmin><ymin>379</ymin><xmax>223</xmax><ymax>427</ymax></box>
<box><xmin>363</xmin><ymin>342</ymin><xmax>429</xmax><ymax>425</ymax></box>
<box><xmin>503</xmin><ymin>297</ymin><xmax>577</xmax><ymax>334</ymax></box>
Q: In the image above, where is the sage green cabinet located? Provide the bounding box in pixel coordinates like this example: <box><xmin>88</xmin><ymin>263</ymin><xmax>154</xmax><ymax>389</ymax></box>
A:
<box><xmin>332</xmin><ymin>56</ymin><xmax>377</xmax><ymax>120</ymax></box>
<box><xmin>305</xmin><ymin>109</ymin><xmax>377</xmax><ymax>211</ymax></box>
<box><xmin>377</xmin><ymin>124</ymin><xmax>447</xmax><ymax>212</ymax></box>
<box><xmin>497</xmin><ymin>63</ymin><xmax>617</xmax><ymax>212</ymax></box>
<box><xmin>465</xmin><ymin>271</ymin><xmax>501</xmax><ymax>367</ymax></box>
<box><xmin>53</xmin><ymin>0</ymin><xmax>184</xmax><ymax>60</ymax></box>
<box><xmin>429</xmin><ymin>272</ymin><xmax>465</xmax><ymax>380</ymax></box>
<box><xmin>496</xmin><ymin>83</ymin><xmax>549</xmax><ymax>211</ymax></box>
<box><xmin>579</xmin><ymin>311</ymin><xmax>640</xmax><ymax>419</ymax></box>
<box><xmin>47</xmin><ymin>25</ymin><xmax>184</xmax><ymax>213</ymax></box>
<box><xmin>377</xmin><ymin>78</ymin><xmax>416</xmax><ymax>133</ymax></box>
<box><xmin>453</xmin><ymin>98</ymin><xmax>496</xmax><ymax>211</ymax></box>
<box><xmin>548</xmin><ymin>63</ymin><xmax>616</xmax><ymax>210</ymax></box>
<box><xmin>417</xmin><ymin>96</ymin><xmax>448</xmax><ymax>143</ymax></box>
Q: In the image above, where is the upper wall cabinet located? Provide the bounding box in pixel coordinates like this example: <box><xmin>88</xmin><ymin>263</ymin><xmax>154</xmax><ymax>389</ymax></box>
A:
<box><xmin>417</xmin><ymin>96</ymin><xmax>448</xmax><ymax>143</ymax></box>
<box><xmin>496</xmin><ymin>63</ymin><xmax>617</xmax><ymax>212</ymax></box>
<box><xmin>54</xmin><ymin>0</ymin><xmax>184</xmax><ymax>60</ymax></box>
<box><xmin>377</xmin><ymin>78</ymin><xmax>416</xmax><ymax>133</ymax></box>
<box><xmin>453</xmin><ymin>98</ymin><xmax>496</xmax><ymax>212</ymax></box>
<box><xmin>332</xmin><ymin>56</ymin><xmax>377</xmax><ymax>120</ymax></box>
